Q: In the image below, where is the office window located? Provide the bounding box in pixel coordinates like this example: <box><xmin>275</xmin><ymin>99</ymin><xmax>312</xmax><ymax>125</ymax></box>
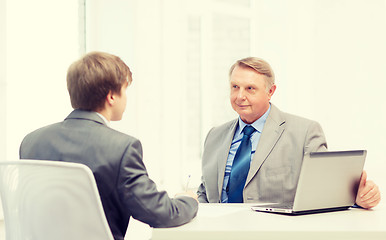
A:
<box><xmin>181</xmin><ymin>0</ymin><xmax>256</xmax><ymax>187</ymax></box>
<box><xmin>83</xmin><ymin>0</ymin><xmax>257</xmax><ymax>191</ymax></box>
<box><xmin>211</xmin><ymin>14</ymin><xmax>250</xmax><ymax>125</ymax></box>
<box><xmin>183</xmin><ymin>15</ymin><xmax>203</xmax><ymax>165</ymax></box>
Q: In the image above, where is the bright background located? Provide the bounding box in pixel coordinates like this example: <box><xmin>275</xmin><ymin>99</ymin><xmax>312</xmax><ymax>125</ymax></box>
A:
<box><xmin>1</xmin><ymin>0</ymin><xmax>386</xmax><ymax>230</ymax></box>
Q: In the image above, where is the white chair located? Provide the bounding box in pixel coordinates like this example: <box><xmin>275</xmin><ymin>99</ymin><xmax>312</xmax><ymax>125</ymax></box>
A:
<box><xmin>0</xmin><ymin>160</ymin><xmax>114</xmax><ymax>240</ymax></box>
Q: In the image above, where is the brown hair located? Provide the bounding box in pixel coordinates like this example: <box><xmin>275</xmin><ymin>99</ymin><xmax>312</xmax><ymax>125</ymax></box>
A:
<box><xmin>229</xmin><ymin>57</ymin><xmax>275</xmax><ymax>90</ymax></box>
<box><xmin>67</xmin><ymin>51</ymin><xmax>132</xmax><ymax>111</ymax></box>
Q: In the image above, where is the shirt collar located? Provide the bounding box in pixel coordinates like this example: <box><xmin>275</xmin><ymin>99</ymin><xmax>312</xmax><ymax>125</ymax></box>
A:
<box><xmin>237</xmin><ymin>104</ymin><xmax>271</xmax><ymax>135</ymax></box>
<box><xmin>95</xmin><ymin>112</ymin><xmax>111</xmax><ymax>127</ymax></box>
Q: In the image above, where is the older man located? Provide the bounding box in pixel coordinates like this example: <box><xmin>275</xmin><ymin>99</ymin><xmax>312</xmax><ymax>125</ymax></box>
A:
<box><xmin>197</xmin><ymin>57</ymin><xmax>380</xmax><ymax>209</ymax></box>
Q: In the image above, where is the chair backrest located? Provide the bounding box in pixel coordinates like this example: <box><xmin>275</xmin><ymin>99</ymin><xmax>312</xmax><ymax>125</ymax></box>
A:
<box><xmin>0</xmin><ymin>160</ymin><xmax>114</xmax><ymax>240</ymax></box>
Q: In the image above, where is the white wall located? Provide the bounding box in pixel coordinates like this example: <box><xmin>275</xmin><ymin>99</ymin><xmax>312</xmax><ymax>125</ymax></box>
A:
<box><xmin>1</xmin><ymin>1</ymin><xmax>7</xmax><ymax>158</ymax></box>
<box><xmin>5</xmin><ymin>0</ymin><xmax>80</xmax><ymax>163</ymax></box>
<box><xmin>0</xmin><ymin>0</ymin><xmax>80</xmax><ymax>220</ymax></box>
<box><xmin>0</xmin><ymin>0</ymin><xmax>80</xmax><ymax>221</ymax></box>
<box><xmin>0</xmin><ymin>0</ymin><xmax>7</xmax><ymax>221</ymax></box>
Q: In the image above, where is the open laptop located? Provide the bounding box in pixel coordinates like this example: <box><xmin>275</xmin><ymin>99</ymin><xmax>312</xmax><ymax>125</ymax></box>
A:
<box><xmin>251</xmin><ymin>150</ymin><xmax>366</xmax><ymax>215</ymax></box>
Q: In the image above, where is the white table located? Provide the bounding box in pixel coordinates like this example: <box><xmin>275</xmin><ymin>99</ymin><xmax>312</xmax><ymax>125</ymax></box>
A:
<box><xmin>152</xmin><ymin>203</ymin><xmax>386</xmax><ymax>240</ymax></box>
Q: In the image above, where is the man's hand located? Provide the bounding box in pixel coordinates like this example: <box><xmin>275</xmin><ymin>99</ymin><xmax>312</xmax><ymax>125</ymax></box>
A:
<box><xmin>355</xmin><ymin>170</ymin><xmax>381</xmax><ymax>209</ymax></box>
<box><xmin>175</xmin><ymin>191</ymin><xmax>199</xmax><ymax>203</ymax></box>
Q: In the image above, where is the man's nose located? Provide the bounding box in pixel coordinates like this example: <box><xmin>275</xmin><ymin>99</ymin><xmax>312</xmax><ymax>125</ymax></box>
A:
<box><xmin>237</xmin><ymin>89</ymin><xmax>246</xmax><ymax>100</ymax></box>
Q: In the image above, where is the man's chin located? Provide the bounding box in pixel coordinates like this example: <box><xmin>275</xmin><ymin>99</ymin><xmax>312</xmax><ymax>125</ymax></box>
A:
<box><xmin>238</xmin><ymin>114</ymin><xmax>253</xmax><ymax>122</ymax></box>
<box><xmin>237</xmin><ymin>109</ymin><xmax>251</xmax><ymax>115</ymax></box>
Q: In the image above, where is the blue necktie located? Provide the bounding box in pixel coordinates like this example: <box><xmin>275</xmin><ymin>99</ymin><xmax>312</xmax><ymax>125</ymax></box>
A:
<box><xmin>227</xmin><ymin>125</ymin><xmax>256</xmax><ymax>203</ymax></box>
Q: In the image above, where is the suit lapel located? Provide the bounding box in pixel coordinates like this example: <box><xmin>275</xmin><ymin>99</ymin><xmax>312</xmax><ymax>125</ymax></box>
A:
<box><xmin>245</xmin><ymin>104</ymin><xmax>286</xmax><ymax>186</ymax></box>
<box><xmin>217</xmin><ymin>120</ymin><xmax>238</xmax><ymax>197</ymax></box>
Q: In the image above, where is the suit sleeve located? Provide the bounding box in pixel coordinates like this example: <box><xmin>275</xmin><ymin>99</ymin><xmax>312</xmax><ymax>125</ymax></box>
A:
<box><xmin>197</xmin><ymin>177</ymin><xmax>209</xmax><ymax>203</ymax></box>
<box><xmin>117</xmin><ymin>139</ymin><xmax>198</xmax><ymax>228</ymax></box>
<box><xmin>304</xmin><ymin>121</ymin><xmax>328</xmax><ymax>154</ymax></box>
<box><xmin>196</xmin><ymin>127</ymin><xmax>216</xmax><ymax>203</ymax></box>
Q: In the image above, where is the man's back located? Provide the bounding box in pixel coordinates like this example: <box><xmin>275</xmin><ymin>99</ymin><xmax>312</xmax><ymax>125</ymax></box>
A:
<box><xmin>20</xmin><ymin>109</ymin><xmax>198</xmax><ymax>240</ymax></box>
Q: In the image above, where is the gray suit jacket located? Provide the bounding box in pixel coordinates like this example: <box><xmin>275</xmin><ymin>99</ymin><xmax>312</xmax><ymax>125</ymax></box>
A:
<box><xmin>197</xmin><ymin>104</ymin><xmax>327</xmax><ymax>203</ymax></box>
<box><xmin>20</xmin><ymin>110</ymin><xmax>198</xmax><ymax>240</ymax></box>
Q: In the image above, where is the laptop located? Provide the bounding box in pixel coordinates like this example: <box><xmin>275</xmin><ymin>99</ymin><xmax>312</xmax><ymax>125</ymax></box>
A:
<box><xmin>251</xmin><ymin>150</ymin><xmax>366</xmax><ymax>215</ymax></box>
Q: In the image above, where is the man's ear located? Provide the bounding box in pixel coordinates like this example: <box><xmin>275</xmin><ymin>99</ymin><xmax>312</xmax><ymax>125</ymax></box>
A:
<box><xmin>268</xmin><ymin>84</ymin><xmax>276</xmax><ymax>100</ymax></box>
<box><xmin>106</xmin><ymin>90</ymin><xmax>115</xmax><ymax>106</ymax></box>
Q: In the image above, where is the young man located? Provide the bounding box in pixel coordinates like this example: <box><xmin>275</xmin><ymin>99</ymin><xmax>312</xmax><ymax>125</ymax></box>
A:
<box><xmin>197</xmin><ymin>57</ymin><xmax>380</xmax><ymax>209</ymax></box>
<box><xmin>20</xmin><ymin>52</ymin><xmax>198</xmax><ymax>240</ymax></box>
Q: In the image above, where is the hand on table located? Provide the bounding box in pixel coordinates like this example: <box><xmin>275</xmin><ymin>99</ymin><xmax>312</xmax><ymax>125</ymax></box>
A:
<box><xmin>175</xmin><ymin>190</ymin><xmax>199</xmax><ymax>203</ymax></box>
<box><xmin>355</xmin><ymin>170</ymin><xmax>381</xmax><ymax>209</ymax></box>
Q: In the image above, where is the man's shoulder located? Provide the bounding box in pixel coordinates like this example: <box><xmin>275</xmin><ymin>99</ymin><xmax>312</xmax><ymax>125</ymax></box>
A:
<box><xmin>203</xmin><ymin>119</ymin><xmax>238</xmax><ymax>145</ymax></box>
<box><xmin>269</xmin><ymin>106</ymin><xmax>324</xmax><ymax>140</ymax></box>
<box><xmin>24</xmin><ymin>116</ymin><xmax>139</xmax><ymax>145</ymax></box>
<box><xmin>100</xmin><ymin>125</ymin><xmax>139</xmax><ymax>143</ymax></box>
<box><xmin>210</xmin><ymin>119</ymin><xmax>238</xmax><ymax>133</ymax></box>
<box><xmin>271</xmin><ymin>104</ymin><xmax>319</xmax><ymax>126</ymax></box>
<box><xmin>23</xmin><ymin>122</ymin><xmax>62</xmax><ymax>139</ymax></box>
<box><xmin>281</xmin><ymin>111</ymin><xmax>317</xmax><ymax>124</ymax></box>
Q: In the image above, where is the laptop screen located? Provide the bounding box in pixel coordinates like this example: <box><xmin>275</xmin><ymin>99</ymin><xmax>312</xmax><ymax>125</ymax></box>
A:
<box><xmin>293</xmin><ymin>150</ymin><xmax>366</xmax><ymax>212</ymax></box>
